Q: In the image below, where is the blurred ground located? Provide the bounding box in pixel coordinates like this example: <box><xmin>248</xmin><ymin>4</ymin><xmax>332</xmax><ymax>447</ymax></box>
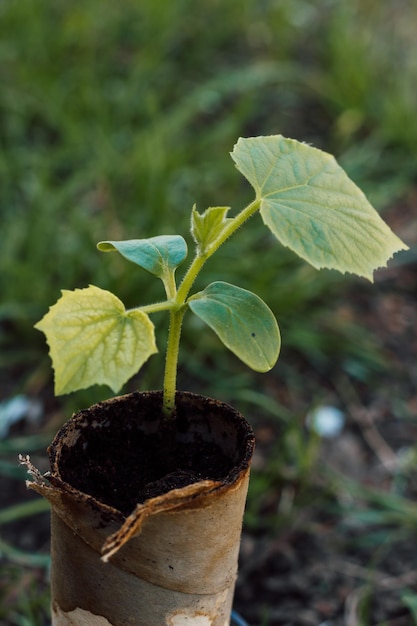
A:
<box><xmin>236</xmin><ymin>226</ymin><xmax>417</xmax><ymax>625</ymax></box>
<box><xmin>1</xmin><ymin>195</ymin><xmax>416</xmax><ymax>625</ymax></box>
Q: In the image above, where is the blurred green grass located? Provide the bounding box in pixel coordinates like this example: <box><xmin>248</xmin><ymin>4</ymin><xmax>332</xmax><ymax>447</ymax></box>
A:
<box><xmin>1</xmin><ymin>0</ymin><xmax>416</xmax><ymax>399</ymax></box>
<box><xmin>1</xmin><ymin>1</ymin><xmax>416</xmax><ymax>623</ymax></box>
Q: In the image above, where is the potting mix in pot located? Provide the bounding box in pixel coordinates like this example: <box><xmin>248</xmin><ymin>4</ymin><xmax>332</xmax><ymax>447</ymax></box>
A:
<box><xmin>23</xmin><ymin>135</ymin><xmax>407</xmax><ymax>626</ymax></box>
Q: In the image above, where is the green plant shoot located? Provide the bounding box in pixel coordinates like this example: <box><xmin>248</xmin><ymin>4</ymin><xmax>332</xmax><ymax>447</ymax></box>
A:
<box><xmin>35</xmin><ymin>135</ymin><xmax>408</xmax><ymax>417</ymax></box>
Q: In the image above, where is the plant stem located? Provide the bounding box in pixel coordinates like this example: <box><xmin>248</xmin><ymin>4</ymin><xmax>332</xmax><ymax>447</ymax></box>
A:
<box><xmin>163</xmin><ymin>307</ymin><xmax>185</xmax><ymax>418</ymax></box>
<box><xmin>163</xmin><ymin>269</ymin><xmax>177</xmax><ymax>301</ymax></box>
<box><xmin>162</xmin><ymin>197</ymin><xmax>261</xmax><ymax>418</ymax></box>
<box><xmin>131</xmin><ymin>300</ymin><xmax>173</xmax><ymax>315</ymax></box>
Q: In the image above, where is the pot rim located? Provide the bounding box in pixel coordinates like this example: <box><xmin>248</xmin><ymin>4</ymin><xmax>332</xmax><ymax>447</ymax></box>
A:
<box><xmin>47</xmin><ymin>389</ymin><xmax>255</xmax><ymax>516</ymax></box>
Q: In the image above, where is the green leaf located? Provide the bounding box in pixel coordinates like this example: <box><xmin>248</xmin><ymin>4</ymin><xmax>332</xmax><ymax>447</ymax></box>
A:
<box><xmin>231</xmin><ymin>135</ymin><xmax>408</xmax><ymax>281</ymax></box>
<box><xmin>35</xmin><ymin>285</ymin><xmax>157</xmax><ymax>395</ymax></box>
<box><xmin>191</xmin><ymin>205</ymin><xmax>232</xmax><ymax>254</ymax></box>
<box><xmin>188</xmin><ymin>281</ymin><xmax>280</xmax><ymax>372</ymax></box>
<box><xmin>402</xmin><ymin>590</ymin><xmax>417</xmax><ymax>621</ymax></box>
<box><xmin>97</xmin><ymin>235</ymin><xmax>188</xmax><ymax>278</ymax></box>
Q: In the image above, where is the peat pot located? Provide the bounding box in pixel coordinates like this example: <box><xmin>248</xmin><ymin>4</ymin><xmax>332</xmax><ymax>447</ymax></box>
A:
<box><xmin>26</xmin><ymin>391</ymin><xmax>255</xmax><ymax>626</ymax></box>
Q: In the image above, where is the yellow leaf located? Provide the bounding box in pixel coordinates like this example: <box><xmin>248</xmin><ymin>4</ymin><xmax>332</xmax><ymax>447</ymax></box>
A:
<box><xmin>35</xmin><ymin>285</ymin><xmax>157</xmax><ymax>394</ymax></box>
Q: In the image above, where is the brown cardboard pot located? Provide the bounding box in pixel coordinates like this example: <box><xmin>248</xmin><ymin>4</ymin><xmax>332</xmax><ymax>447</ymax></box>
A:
<box><xmin>26</xmin><ymin>391</ymin><xmax>255</xmax><ymax>626</ymax></box>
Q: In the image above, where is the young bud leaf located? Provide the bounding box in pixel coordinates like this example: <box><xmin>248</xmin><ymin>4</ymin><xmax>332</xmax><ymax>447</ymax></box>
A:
<box><xmin>97</xmin><ymin>236</ymin><xmax>188</xmax><ymax>278</ymax></box>
<box><xmin>35</xmin><ymin>285</ymin><xmax>157</xmax><ymax>395</ymax></box>
<box><xmin>191</xmin><ymin>205</ymin><xmax>232</xmax><ymax>253</ymax></box>
<box><xmin>188</xmin><ymin>281</ymin><xmax>280</xmax><ymax>372</ymax></box>
<box><xmin>231</xmin><ymin>135</ymin><xmax>408</xmax><ymax>281</ymax></box>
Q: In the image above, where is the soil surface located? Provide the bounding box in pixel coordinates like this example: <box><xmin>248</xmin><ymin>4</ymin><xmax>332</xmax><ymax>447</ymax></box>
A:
<box><xmin>1</xmin><ymin>198</ymin><xmax>416</xmax><ymax>625</ymax></box>
<box><xmin>55</xmin><ymin>392</ymin><xmax>242</xmax><ymax>515</ymax></box>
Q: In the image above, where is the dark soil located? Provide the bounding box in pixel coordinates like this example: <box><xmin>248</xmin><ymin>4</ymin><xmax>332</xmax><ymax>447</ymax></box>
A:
<box><xmin>53</xmin><ymin>391</ymin><xmax>253</xmax><ymax>515</ymax></box>
<box><xmin>60</xmin><ymin>432</ymin><xmax>231</xmax><ymax>515</ymax></box>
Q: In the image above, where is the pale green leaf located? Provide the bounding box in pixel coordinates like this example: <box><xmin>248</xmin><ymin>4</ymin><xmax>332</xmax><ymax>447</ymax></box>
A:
<box><xmin>97</xmin><ymin>235</ymin><xmax>188</xmax><ymax>278</ymax></box>
<box><xmin>402</xmin><ymin>590</ymin><xmax>417</xmax><ymax>621</ymax></box>
<box><xmin>34</xmin><ymin>285</ymin><xmax>157</xmax><ymax>395</ymax></box>
<box><xmin>231</xmin><ymin>135</ymin><xmax>408</xmax><ymax>281</ymax></box>
<box><xmin>188</xmin><ymin>281</ymin><xmax>280</xmax><ymax>372</ymax></box>
<box><xmin>191</xmin><ymin>205</ymin><xmax>232</xmax><ymax>253</ymax></box>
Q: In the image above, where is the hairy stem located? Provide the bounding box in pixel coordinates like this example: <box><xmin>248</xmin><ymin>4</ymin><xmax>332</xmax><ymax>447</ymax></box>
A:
<box><xmin>163</xmin><ymin>307</ymin><xmax>185</xmax><ymax>418</ymax></box>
